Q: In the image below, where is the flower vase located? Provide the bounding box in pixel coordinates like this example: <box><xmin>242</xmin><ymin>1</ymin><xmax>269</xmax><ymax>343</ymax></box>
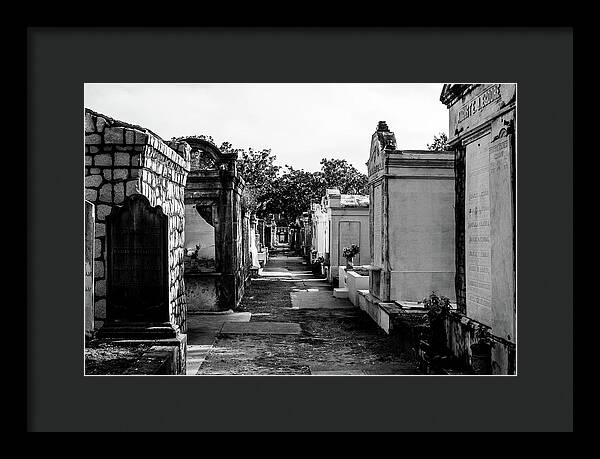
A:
<box><xmin>345</xmin><ymin>257</ymin><xmax>354</xmax><ymax>270</ymax></box>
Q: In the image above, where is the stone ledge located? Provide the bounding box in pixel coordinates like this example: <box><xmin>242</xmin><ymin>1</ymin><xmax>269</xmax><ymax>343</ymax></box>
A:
<box><xmin>96</xmin><ymin>323</ymin><xmax>179</xmax><ymax>340</ymax></box>
<box><xmin>124</xmin><ymin>345</ymin><xmax>181</xmax><ymax>375</ymax></box>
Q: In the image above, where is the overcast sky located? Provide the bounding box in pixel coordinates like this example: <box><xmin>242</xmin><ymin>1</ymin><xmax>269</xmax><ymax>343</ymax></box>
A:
<box><xmin>84</xmin><ymin>83</ymin><xmax>448</xmax><ymax>174</ymax></box>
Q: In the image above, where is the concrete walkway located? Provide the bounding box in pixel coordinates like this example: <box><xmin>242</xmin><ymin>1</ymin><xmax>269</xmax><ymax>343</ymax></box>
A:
<box><xmin>185</xmin><ymin>253</ymin><xmax>420</xmax><ymax>375</ymax></box>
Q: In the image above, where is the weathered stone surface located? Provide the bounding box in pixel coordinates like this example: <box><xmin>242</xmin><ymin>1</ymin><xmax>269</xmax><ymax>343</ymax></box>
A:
<box><xmin>85</xmin><ymin>188</ymin><xmax>97</xmax><ymax>202</ymax></box>
<box><xmin>103</xmin><ymin>170</ymin><xmax>113</xmax><ymax>180</ymax></box>
<box><xmin>96</xmin><ymin>204</ymin><xmax>112</xmax><ymax>221</ymax></box>
<box><xmin>95</xmin><ymin>279</ymin><xmax>106</xmax><ymax>297</ymax></box>
<box><xmin>95</xmin><ymin>222</ymin><xmax>105</xmax><ymax>237</ymax></box>
<box><xmin>99</xmin><ymin>184</ymin><xmax>112</xmax><ymax>203</ymax></box>
<box><xmin>125</xmin><ymin>179</ymin><xmax>139</xmax><ymax>196</ymax></box>
<box><xmin>135</xmin><ymin>131</ymin><xmax>147</xmax><ymax>145</ymax></box>
<box><xmin>86</xmin><ymin>134</ymin><xmax>101</xmax><ymax>144</ymax></box>
<box><xmin>114</xmin><ymin>152</ymin><xmax>130</xmax><ymax>166</ymax></box>
<box><xmin>85</xmin><ymin>175</ymin><xmax>103</xmax><ymax>188</ymax></box>
<box><xmin>220</xmin><ymin>321</ymin><xmax>302</xmax><ymax>335</ymax></box>
<box><xmin>85</xmin><ymin>113</ymin><xmax>95</xmax><ymax>133</ymax></box>
<box><xmin>113</xmin><ymin>169</ymin><xmax>128</xmax><ymax>180</ymax></box>
<box><xmin>94</xmin><ymin>154</ymin><xmax>112</xmax><ymax>166</ymax></box>
<box><xmin>113</xmin><ymin>182</ymin><xmax>124</xmax><ymax>203</ymax></box>
<box><xmin>94</xmin><ymin>261</ymin><xmax>104</xmax><ymax>279</ymax></box>
<box><xmin>96</xmin><ymin>116</ymin><xmax>106</xmax><ymax>133</ymax></box>
<box><xmin>104</xmin><ymin>127</ymin><xmax>123</xmax><ymax>144</ymax></box>
<box><xmin>95</xmin><ymin>299</ymin><xmax>106</xmax><ymax>319</ymax></box>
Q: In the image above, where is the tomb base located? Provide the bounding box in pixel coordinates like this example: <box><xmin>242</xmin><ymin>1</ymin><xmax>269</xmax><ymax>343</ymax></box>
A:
<box><xmin>89</xmin><ymin>332</ymin><xmax>187</xmax><ymax>375</ymax></box>
<box><xmin>96</xmin><ymin>322</ymin><xmax>180</xmax><ymax>340</ymax></box>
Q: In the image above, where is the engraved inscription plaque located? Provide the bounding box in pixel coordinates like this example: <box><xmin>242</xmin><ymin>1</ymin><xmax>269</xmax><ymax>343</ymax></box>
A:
<box><xmin>106</xmin><ymin>194</ymin><xmax>168</xmax><ymax>323</ymax></box>
<box><xmin>373</xmin><ymin>184</ymin><xmax>382</xmax><ymax>267</ymax></box>
<box><xmin>489</xmin><ymin>134</ymin><xmax>515</xmax><ymax>340</ymax></box>
<box><xmin>465</xmin><ymin>136</ymin><xmax>492</xmax><ymax>325</ymax></box>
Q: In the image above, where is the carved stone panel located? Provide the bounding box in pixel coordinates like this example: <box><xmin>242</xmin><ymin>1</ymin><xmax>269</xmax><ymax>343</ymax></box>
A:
<box><xmin>106</xmin><ymin>194</ymin><xmax>168</xmax><ymax>323</ymax></box>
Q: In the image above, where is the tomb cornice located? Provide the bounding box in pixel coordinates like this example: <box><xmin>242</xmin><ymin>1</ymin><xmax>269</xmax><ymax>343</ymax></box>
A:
<box><xmin>440</xmin><ymin>83</ymin><xmax>480</xmax><ymax>107</ymax></box>
<box><xmin>387</xmin><ymin>150</ymin><xmax>453</xmax><ymax>165</ymax></box>
<box><xmin>373</xmin><ymin>173</ymin><xmax>455</xmax><ymax>180</ymax></box>
<box><xmin>447</xmin><ymin>88</ymin><xmax>516</xmax><ymax>145</ymax></box>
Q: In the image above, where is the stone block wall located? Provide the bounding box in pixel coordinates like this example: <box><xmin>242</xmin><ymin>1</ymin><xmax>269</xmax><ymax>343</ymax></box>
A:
<box><xmin>84</xmin><ymin>108</ymin><xmax>191</xmax><ymax>332</ymax></box>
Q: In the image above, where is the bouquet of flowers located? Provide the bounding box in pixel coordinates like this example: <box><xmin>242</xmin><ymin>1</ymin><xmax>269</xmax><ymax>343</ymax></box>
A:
<box><xmin>342</xmin><ymin>244</ymin><xmax>360</xmax><ymax>259</ymax></box>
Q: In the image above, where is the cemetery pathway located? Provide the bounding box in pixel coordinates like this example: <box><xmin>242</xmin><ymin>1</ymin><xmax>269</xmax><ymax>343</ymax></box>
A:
<box><xmin>187</xmin><ymin>254</ymin><xmax>421</xmax><ymax>375</ymax></box>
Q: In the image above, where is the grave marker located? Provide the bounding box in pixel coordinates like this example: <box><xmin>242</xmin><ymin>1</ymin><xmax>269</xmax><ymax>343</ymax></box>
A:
<box><xmin>105</xmin><ymin>194</ymin><xmax>169</xmax><ymax>324</ymax></box>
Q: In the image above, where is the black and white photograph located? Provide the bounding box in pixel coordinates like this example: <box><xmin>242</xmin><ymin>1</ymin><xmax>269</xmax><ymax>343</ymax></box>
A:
<box><xmin>83</xmin><ymin>83</ymin><xmax>517</xmax><ymax>376</ymax></box>
<box><xmin>27</xmin><ymin>26</ymin><xmax>572</xmax><ymax>432</ymax></box>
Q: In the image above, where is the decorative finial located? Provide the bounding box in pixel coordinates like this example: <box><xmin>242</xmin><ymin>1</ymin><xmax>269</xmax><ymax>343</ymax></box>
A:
<box><xmin>377</xmin><ymin>121</ymin><xmax>389</xmax><ymax>132</ymax></box>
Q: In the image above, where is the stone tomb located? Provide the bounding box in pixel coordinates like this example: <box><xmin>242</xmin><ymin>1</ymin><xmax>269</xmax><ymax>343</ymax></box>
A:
<box><xmin>441</xmin><ymin>83</ymin><xmax>516</xmax><ymax>373</ymax></box>
<box><xmin>367</xmin><ymin>121</ymin><xmax>455</xmax><ymax>303</ymax></box>
<box><xmin>323</xmin><ymin>189</ymin><xmax>370</xmax><ymax>286</ymax></box>
<box><xmin>441</xmin><ymin>83</ymin><xmax>516</xmax><ymax>342</ymax></box>
<box><xmin>85</xmin><ymin>109</ymin><xmax>190</xmax><ymax>373</ymax></box>
<box><xmin>84</xmin><ymin>108</ymin><xmax>190</xmax><ymax>334</ymax></box>
<box><xmin>182</xmin><ymin>137</ymin><xmax>249</xmax><ymax>312</ymax></box>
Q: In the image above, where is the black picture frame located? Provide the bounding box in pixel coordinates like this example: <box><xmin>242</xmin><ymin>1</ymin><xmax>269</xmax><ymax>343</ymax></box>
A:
<box><xmin>27</xmin><ymin>26</ymin><xmax>573</xmax><ymax>432</ymax></box>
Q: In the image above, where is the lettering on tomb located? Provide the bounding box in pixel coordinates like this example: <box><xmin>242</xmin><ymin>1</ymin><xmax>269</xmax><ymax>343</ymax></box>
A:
<box><xmin>106</xmin><ymin>194</ymin><xmax>168</xmax><ymax>323</ymax></box>
<box><xmin>457</xmin><ymin>84</ymin><xmax>501</xmax><ymax>124</ymax></box>
<box><xmin>338</xmin><ymin>221</ymin><xmax>361</xmax><ymax>265</ymax></box>
<box><xmin>489</xmin><ymin>134</ymin><xmax>515</xmax><ymax>340</ymax></box>
<box><xmin>465</xmin><ymin>135</ymin><xmax>492</xmax><ymax>325</ymax></box>
<box><xmin>373</xmin><ymin>184</ymin><xmax>382</xmax><ymax>267</ymax></box>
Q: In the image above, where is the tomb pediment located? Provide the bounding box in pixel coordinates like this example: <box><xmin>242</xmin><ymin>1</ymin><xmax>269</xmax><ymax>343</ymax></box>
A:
<box><xmin>368</xmin><ymin>121</ymin><xmax>397</xmax><ymax>177</ymax></box>
<box><xmin>176</xmin><ymin>136</ymin><xmax>239</xmax><ymax>173</ymax></box>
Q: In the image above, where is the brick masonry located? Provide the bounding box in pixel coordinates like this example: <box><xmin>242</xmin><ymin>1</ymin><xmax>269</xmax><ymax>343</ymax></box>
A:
<box><xmin>84</xmin><ymin>109</ymin><xmax>191</xmax><ymax>332</ymax></box>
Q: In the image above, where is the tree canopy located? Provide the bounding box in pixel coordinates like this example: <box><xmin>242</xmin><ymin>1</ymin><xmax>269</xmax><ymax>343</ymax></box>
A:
<box><xmin>427</xmin><ymin>132</ymin><xmax>449</xmax><ymax>151</ymax></box>
<box><xmin>235</xmin><ymin>150</ymin><xmax>368</xmax><ymax>224</ymax></box>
